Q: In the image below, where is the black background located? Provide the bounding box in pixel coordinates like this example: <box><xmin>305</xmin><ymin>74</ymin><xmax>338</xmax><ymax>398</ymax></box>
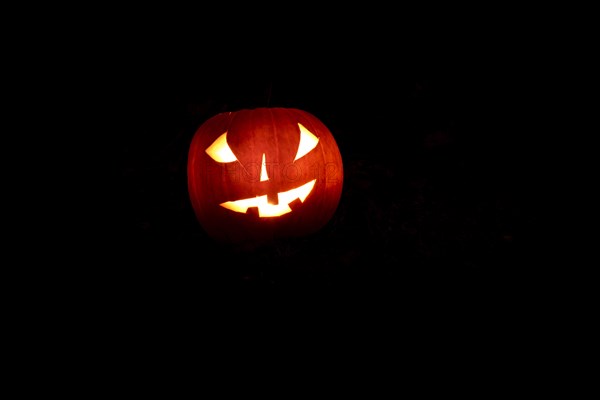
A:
<box><xmin>14</xmin><ymin>6</ymin><xmax>590</xmax><ymax>391</ymax></box>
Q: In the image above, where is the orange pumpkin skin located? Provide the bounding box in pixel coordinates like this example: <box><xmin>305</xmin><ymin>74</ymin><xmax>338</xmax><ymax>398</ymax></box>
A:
<box><xmin>187</xmin><ymin>108</ymin><xmax>343</xmax><ymax>245</ymax></box>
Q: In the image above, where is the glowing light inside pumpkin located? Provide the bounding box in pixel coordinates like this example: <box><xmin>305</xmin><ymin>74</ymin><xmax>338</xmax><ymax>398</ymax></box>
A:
<box><xmin>205</xmin><ymin>132</ymin><xmax>237</xmax><ymax>162</ymax></box>
<box><xmin>220</xmin><ymin>179</ymin><xmax>317</xmax><ymax>217</ymax></box>
<box><xmin>294</xmin><ymin>123</ymin><xmax>319</xmax><ymax>161</ymax></box>
<box><xmin>260</xmin><ymin>153</ymin><xmax>268</xmax><ymax>181</ymax></box>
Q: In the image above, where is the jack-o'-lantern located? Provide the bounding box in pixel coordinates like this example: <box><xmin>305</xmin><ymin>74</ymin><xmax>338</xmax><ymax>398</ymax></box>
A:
<box><xmin>187</xmin><ymin>107</ymin><xmax>343</xmax><ymax>245</ymax></box>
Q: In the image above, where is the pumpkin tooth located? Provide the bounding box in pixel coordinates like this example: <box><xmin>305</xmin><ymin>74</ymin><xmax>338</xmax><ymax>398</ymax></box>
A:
<box><xmin>288</xmin><ymin>198</ymin><xmax>302</xmax><ymax>210</ymax></box>
<box><xmin>267</xmin><ymin>192</ymin><xmax>279</xmax><ymax>205</ymax></box>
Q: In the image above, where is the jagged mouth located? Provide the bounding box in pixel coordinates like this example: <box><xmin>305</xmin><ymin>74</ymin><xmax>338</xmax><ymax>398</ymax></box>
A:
<box><xmin>219</xmin><ymin>179</ymin><xmax>316</xmax><ymax>217</ymax></box>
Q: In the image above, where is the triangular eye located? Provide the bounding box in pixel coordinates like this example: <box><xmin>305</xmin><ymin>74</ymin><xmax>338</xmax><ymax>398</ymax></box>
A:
<box><xmin>206</xmin><ymin>132</ymin><xmax>238</xmax><ymax>163</ymax></box>
<box><xmin>294</xmin><ymin>123</ymin><xmax>319</xmax><ymax>161</ymax></box>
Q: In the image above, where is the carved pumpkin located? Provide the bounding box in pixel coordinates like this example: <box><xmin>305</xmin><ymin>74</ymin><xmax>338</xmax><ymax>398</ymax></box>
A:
<box><xmin>187</xmin><ymin>107</ymin><xmax>344</xmax><ymax>245</ymax></box>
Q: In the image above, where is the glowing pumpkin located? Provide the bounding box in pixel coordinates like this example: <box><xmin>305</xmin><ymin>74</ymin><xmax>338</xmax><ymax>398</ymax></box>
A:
<box><xmin>187</xmin><ymin>107</ymin><xmax>344</xmax><ymax>245</ymax></box>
